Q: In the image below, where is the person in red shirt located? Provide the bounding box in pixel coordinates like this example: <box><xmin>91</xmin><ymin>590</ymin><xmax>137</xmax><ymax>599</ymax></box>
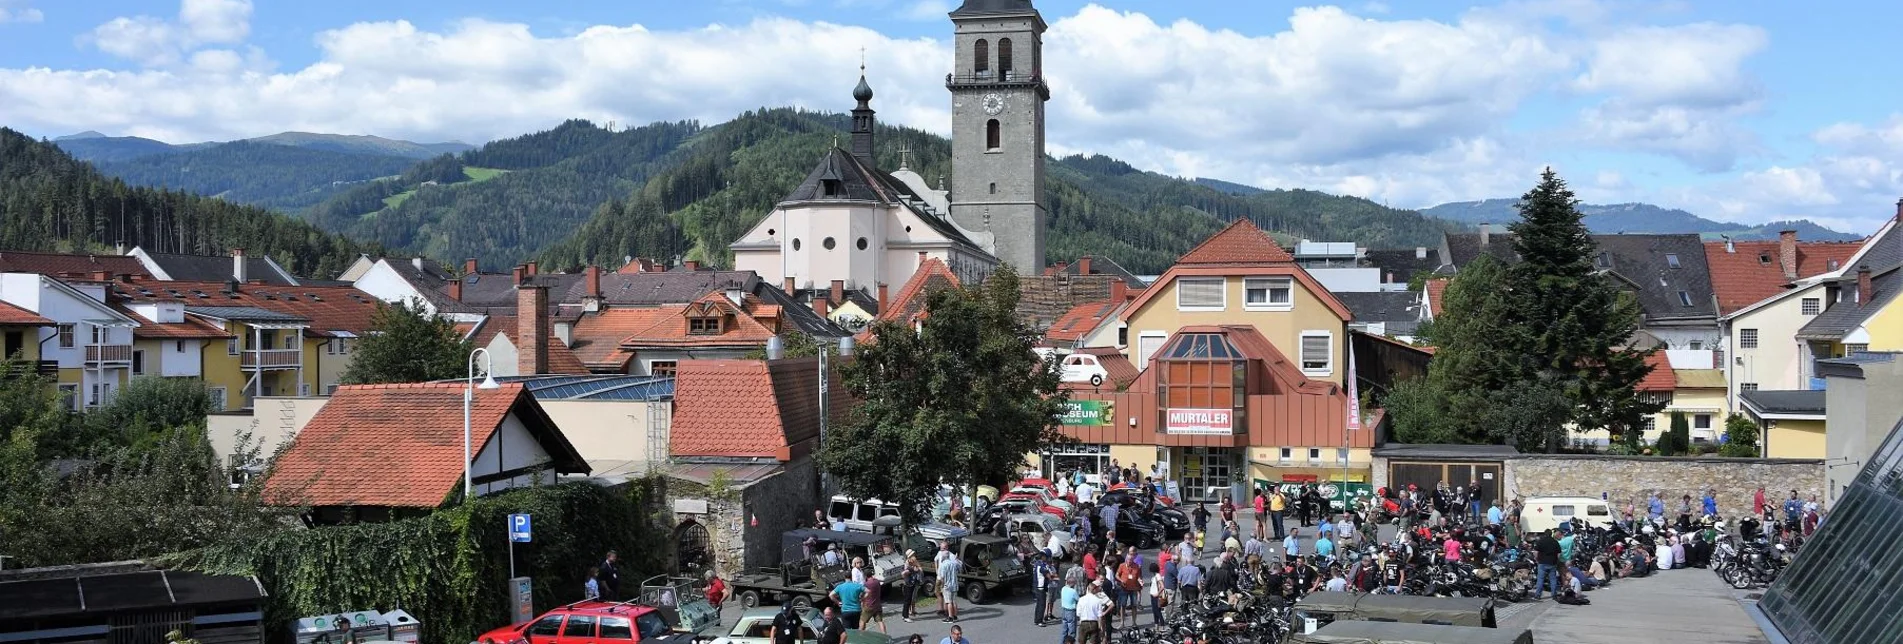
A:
<box><xmin>1253</xmin><ymin>490</ymin><xmax>1268</xmax><ymax>540</ymax></box>
<box><xmin>704</xmin><ymin>571</ymin><xmax>730</xmax><ymax>618</ymax></box>
<box><xmin>1082</xmin><ymin>547</ymin><xmax>1100</xmax><ymax>582</ymax></box>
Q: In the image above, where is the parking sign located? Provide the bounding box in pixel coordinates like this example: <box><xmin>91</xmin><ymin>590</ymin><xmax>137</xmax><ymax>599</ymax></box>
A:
<box><xmin>509</xmin><ymin>514</ymin><xmax>531</xmax><ymax>543</ymax></box>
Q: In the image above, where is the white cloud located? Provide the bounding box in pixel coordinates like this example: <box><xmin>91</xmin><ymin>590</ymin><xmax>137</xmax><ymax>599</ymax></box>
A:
<box><xmin>1570</xmin><ymin>22</ymin><xmax>1767</xmax><ymax>171</ymax></box>
<box><xmin>84</xmin><ymin>0</ymin><xmax>254</xmax><ymax>66</ymax></box>
<box><xmin>1653</xmin><ymin>114</ymin><xmax>1903</xmax><ymax>234</ymax></box>
<box><xmin>0</xmin><ymin>1</ymin><xmax>42</xmax><ymax>24</ymax></box>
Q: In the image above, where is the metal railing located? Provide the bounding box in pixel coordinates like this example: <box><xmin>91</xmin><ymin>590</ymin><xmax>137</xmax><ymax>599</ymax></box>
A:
<box><xmin>242</xmin><ymin>349</ymin><xmax>302</xmax><ymax>369</ymax></box>
<box><xmin>84</xmin><ymin>344</ymin><xmax>133</xmax><ymax>363</ymax></box>
<box><xmin>946</xmin><ymin>70</ymin><xmax>1043</xmax><ymax>85</ymax></box>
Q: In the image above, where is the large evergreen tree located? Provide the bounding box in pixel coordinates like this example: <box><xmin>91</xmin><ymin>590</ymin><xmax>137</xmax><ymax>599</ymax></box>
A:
<box><xmin>1509</xmin><ymin>169</ymin><xmax>1661</xmax><ymax>451</ymax></box>
<box><xmin>818</xmin><ymin>267</ymin><xmax>1069</xmax><ymax>526</ymax></box>
<box><xmin>340</xmin><ymin>299</ymin><xmax>471</xmax><ymax>385</ymax></box>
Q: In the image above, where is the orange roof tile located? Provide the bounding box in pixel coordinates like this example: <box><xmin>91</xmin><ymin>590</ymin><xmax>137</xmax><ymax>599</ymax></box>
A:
<box><xmin>1177</xmin><ymin>219</ymin><xmax>1294</xmax><ymax>265</ymax></box>
<box><xmin>1638</xmin><ymin>352</ymin><xmax>1674</xmax><ymax>392</ymax></box>
<box><xmin>469</xmin><ymin>314</ymin><xmax>590</xmax><ymax>375</ymax></box>
<box><xmin>0</xmin><ymin>251</ymin><xmax>150</xmax><ymax>279</ymax></box>
<box><xmin>1703</xmin><ymin>239</ymin><xmax>1864</xmax><ymax>315</ymax></box>
<box><xmin>670</xmin><ymin>359</ymin><xmax>837</xmax><ymax>459</ymax></box>
<box><xmin>1046</xmin><ymin>299</ymin><xmax>1119</xmax><ymax>344</ymax></box>
<box><xmin>114</xmin><ymin>280</ymin><xmax>381</xmax><ymax>337</ymax></box>
<box><xmin>0</xmin><ymin>300</ymin><xmax>53</xmax><ymax>326</ymax></box>
<box><xmin>119</xmin><ymin>310</ymin><xmax>231</xmax><ymax>339</ymax></box>
<box><xmin>858</xmin><ymin>257</ymin><xmax>961</xmax><ymax>342</ymax></box>
<box><xmin>567</xmin><ymin>308</ymin><xmax>666</xmax><ymax>369</ymax></box>
<box><xmin>1424</xmin><ymin>279</ymin><xmax>1449</xmax><ymax>318</ymax></box>
<box><xmin>617</xmin><ymin>292</ymin><xmax>778</xmax><ymax>348</ymax></box>
<box><xmin>264</xmin><ymin>383</ymin><xmax>585</xmax><ymax>508</ymax></box>
<box><xmin>1080</xmin><ymin>346</ymin><xmax>1139</xmax><ymax>389</ymax></box>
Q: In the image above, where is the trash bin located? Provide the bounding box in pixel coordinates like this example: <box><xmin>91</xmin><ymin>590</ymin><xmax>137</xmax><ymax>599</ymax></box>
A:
<box><xmin>380</xmin><ymin>610</ymin><xmax>421</xmax><ymax>643</ymax></box>
<box><xmin>291</xmin><ymin>611</ymin><xmax>386</xmax><ymax>644</ymax></box>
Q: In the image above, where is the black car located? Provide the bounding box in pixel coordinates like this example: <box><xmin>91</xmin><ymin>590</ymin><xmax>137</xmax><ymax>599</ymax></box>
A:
<box><xmin>1098</xmin><ymin>489</ymin><xmax>1192</xmax><ymax>540</ymax></box>
<box><xmin>1093</xmin><ymin>509</ymin><xmax>1163</xmax><ymax>549</ymax></box>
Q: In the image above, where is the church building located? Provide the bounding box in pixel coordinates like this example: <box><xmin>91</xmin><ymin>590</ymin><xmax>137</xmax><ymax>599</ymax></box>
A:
<box><xmin>730</xmin><ymin>0</ymin><xmax>1050</xmax><ymax>298</ymax></box>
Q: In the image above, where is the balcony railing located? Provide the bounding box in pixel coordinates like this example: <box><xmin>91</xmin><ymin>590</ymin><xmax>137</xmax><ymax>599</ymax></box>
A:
<box><xmin>0</xmin><ymin>360</ymin><xmax>58</xmax><ymax>379</ymax></box>
<box><xmin>946</xmin><ymin>71</ymin><xmax>1050</xmax><ymax>97</ymax></box>
<box><xmin>242</xmin><ymin>349</ymin><xmax>302</xmax><ymax>369</ymax></box>
<box><xmin>85</xmin><ymin>344</ymin><xmax>133</xmax><ymax>364</ymax></box>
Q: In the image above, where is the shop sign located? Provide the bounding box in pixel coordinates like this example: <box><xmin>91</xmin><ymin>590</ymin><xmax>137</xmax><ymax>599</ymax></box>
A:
<box><xmin>1165</xmin><ymin>408</ymin><xmax>1232</xmax><ymax>435</ymax></box>
<box><xmin>1059</xmin><ymin>400</ymin><xmax>1116</xmax><ymax>426</ymax></box>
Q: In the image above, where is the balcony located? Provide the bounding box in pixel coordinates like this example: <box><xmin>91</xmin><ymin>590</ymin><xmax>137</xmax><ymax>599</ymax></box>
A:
<box><xmin>242</xmin><ymin>349</ymin><xmax>302</xmax><ymax>369</ymax></box>
<box><xmin>0</xmin><ymin>360</ymin><xmax>58</xmax><ymax>379</ymax></box>
<box><xmin>84</xmin><ymin>344</ymin><xmax>133</xmax><ymax>364</ymax></box>
<box><xmin>946</xmin><ymin>71</ymin><xmax>1051</xmax><ymax>98</ymax></box>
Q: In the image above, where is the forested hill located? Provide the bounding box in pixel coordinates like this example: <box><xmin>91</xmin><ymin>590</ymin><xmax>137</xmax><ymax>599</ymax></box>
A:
<box><xmin>94</xmin><ymin>141</ymin><xmax>417</xmax><ymax>210</ymax></box>
<box><xmin>533</xmin><ymin>110</ymin><xmax>1456</xmax><ymax>274</ymax></box>
<box><xmin>0</xmin><ymin>128</ymin><xmax>375</xmax><ymax>278</ymax></box>
<box><xmin>1422</xmin><ymin>198</ymin><xmax>1860</xmax><ymax>241</ymax></box>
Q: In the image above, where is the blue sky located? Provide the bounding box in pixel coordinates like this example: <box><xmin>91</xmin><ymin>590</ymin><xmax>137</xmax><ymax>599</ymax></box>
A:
<box><xmin>2</xmin><ymin>0</ymin><xmax>1901</xmax><ymax>234</ymax></box>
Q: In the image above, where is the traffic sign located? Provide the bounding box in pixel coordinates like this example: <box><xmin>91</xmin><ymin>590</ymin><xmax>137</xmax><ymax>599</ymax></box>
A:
<box><xmin>509</xmin><ymin>514</ymin><xmax>532</xmax><ymax>543</ymax></box>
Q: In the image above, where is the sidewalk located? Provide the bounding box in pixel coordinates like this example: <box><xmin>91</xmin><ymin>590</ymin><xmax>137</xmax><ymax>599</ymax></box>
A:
<box><xmin>1529</xmin><ymin>568</ymin><xmax>1767</xmax><ymax>644</ymax></box>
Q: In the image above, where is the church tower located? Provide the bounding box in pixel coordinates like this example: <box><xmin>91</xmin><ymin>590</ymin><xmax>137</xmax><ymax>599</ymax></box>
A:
<box><xmin>946</xmin><ymin>0</ymin><xmax>1048</xmax><ymax>274</ymax></box>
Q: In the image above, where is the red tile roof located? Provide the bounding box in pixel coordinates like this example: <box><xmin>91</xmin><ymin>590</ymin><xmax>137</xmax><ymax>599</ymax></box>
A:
<box><xmin>670</xmin><ymin>358</ymin><xmax>845</xmax><ymax>460</ymax></box>
<box><xmin>264</xmin><ymin>383</ymin><xmax>585</xmax><ymax>508</ymax></box>
<box><xmin>112</xmin><ymin>305</ymin><xmax>231</xmax><ymax>339</ymax></box>
<box><xmin>616</xmin><ymin>292</ymin><xmax>778</xmax><ymax>348</ymax></box>
<box><xmin>567</xmin><ymin>308</ymin><xmax>666</xmax><ymax>369</ymax></box>
<box><xmin>1045</xmin><ymin>298</ymin><xmax>1119</xmax><ymax>344</ymax></box>
<box><xmin>1081</xmin><ymin>346</ymin><xmax>1139</xmax><ymax>389</ymax></box>
<box><xmin>113</xmin><ymin>280</ymin><xmax>382</xmax><ymax>337</ymax></box>
<box><xmin>1703</xmin><ymin>239</ymin><xmax>1864</xmax><ymax>314</ymax></box>
<box><xmin>468</xmin><ymin>314</ymin><xmax>590</xmax><ymax>375</ymax></box>
<box><xmin>0</xmin><ymin>301</ymin><xmax>53</xmax><ymax>326</ymax></box>
<box><xmin>1177</xmin><ymin>219</ymin><xmax>1294</xmax><ymax>265</ymax></box>
<box><xmin>1424</xmin><ymin>279</ymin><xmax>1449</xmax><ymax>318</ymax></box>
<box><xmin>0</xmin><ymin>251</ymin><xmax>150</xmax><ymax>279</ymax></box>
<box><xmin>1638</xmin><ymin>352</ymin><xmax>1674</xmax><ymax>392</ymax></box>
<box><xmin>858</xmin><ymin>257</ymin><xmax>961</xmax><ymax>342</ymax></box>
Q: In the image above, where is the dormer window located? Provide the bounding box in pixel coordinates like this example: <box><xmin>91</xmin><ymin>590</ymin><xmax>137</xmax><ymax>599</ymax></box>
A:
<box><xmin>1760</xmin><ymin>253</ymin><xmax>1772</xmax><ymax>265</ymax></box>
<box><xmin>1665</xmin><ymin>254</ymin><xmax>1680</xmax><ymax>269</ymax></box>
<box><xmin>689</xmin><ymin>316</ymin><xmax>723</xmax><ymax>335</ymax></box>
<box><xmin>821</xmin><ymin>179</ymin><xmax>843</xmax><ymax>197</ymax></box>
<box><xmin>1596</xmin><ymin>252</ymin><xmax>1611</xmax><ymax>268</ymax></box>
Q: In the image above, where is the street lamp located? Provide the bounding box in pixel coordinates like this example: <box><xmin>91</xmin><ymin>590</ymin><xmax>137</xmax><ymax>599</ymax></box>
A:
<box><xmin>465</xmin><ymin>347</ymin><xmax>501</xmax><ymax>500</ymax></box>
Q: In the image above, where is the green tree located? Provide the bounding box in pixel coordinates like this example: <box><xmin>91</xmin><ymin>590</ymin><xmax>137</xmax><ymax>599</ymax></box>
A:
<box><xmin>1386</xmin><ymin>256</ymin><xmax>1539</xmax><ymax>444</ymax></box>
<box><xmin>1720</xmin><ymin>415</ymin><xmax>1761</xmax><ymax>457</ymax></box>
<box><xmin>85</xmin><ymin>376</ymin><xmax>212</xmax><ymax>454</ymax></box>
<box><xmin>818</xmin><ymin>267</ymin><xmax>1069</xmax><ymax>526</ymax></box>
<box><xmin>0</xmin><ymin>361</ymin><xmax>79</xmax><ymax>456</ymax></box>
<box><xmin>1509</xmin><ymin>169</ymin><xmax>1663</xmax><ymax>451</ymax></box>
<box><xmin>340</xmin><ymin>299</ymin><xmax>471</xmax><ymax>384</ymax></box>
<box><xmin>1658</xmin><ymin>411</ymin><xmax>1691</xmax><ymax>456</ymax></box>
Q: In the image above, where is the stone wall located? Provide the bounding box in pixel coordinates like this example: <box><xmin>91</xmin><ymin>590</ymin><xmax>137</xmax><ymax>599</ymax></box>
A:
<box><xmin>664</xmin><ymin>456</ymin><xmax>821</xmax><ymax>578</ymax></box>
<box><xmin>1502</xmin><ymin>454</ymin><xmax>1825</xmax><ymax>518</ymax></box>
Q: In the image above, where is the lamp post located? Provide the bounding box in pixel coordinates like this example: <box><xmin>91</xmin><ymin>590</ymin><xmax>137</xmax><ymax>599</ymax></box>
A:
<box><xmin>465</xmin><ymin>348</ymin><xmax>501</xmax><ymax>501</ymax></box>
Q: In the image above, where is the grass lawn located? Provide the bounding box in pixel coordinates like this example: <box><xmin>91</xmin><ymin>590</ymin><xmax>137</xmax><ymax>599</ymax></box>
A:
<box><xmin>381</xmin><ymin>190</ymin><xmax>415</xmax><ymax>209</ymax></box>
<box><xmin>463</xmin><ymin>166</ymin><xmax>506</xmax><ymax>182</ymax></box>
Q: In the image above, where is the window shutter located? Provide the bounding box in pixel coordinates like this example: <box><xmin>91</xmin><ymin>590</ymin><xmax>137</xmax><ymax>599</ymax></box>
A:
<box><xmin>1178</xmin><ymin>279</ymin><xmax>1224</xmax><ymax>308</ymax></box>
<box><xmin>1301</xmin><ymin>334</ymin><xmax>1330</xmax><ymax>369</ymax></box>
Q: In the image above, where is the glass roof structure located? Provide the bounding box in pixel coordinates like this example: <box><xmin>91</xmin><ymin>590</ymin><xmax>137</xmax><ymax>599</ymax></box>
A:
<box><xmin>1760</xmin><ymin>414</ymin><xmax>1903</xmax><ymax>644</ymax></box>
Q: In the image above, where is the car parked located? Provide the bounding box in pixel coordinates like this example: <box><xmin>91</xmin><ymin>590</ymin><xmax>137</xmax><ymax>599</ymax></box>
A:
<box><xmin>1010</xmin><ymin>512</ymin><xmax>1075</xmax><ymax>559</ymax></box>
<box><xmin>473</xmin><ymin>601</ymin><xmax>691</xmax><ymax>644</ymax></box>
<box><xmin>708</xmin><ymin>607</ymin><xmax>889</xmax><ymax>644</ymax></box>
<box><xmin>1059</xmin><ymin>353</ymin><xmax>1111</xmax><ymax>386</ymax></box>
<box><xmin>1007</xmin><ymin>485</ymin><xmax>1075</xmax><ymax>514</ymax></box>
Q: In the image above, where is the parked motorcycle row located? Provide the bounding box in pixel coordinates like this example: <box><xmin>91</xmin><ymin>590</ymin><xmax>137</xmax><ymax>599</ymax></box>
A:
<box><xmin>1111</xmin><ymin>592</ymin><xmax>1295</xmax><ymax>644</ymax></box>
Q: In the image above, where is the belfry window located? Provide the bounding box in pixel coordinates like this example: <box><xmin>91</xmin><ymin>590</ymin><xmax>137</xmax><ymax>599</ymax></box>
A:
<box><xmin>998</xmin><ymin>38</ymin><xmax>1014</xmax><ymax>78</ymax></box>
<box><xmin>974</xmin><ymin>39</ymin><xmax>989</xmax><ymax>74</ymax></box>
<box><xmin>986</xmin><ymin>120</ymin><xmax>1001</xmax><ymax>150</ymax></box>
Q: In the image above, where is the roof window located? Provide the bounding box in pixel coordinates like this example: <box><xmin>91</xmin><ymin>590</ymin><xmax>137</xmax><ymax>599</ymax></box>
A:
<box><xmin>1666</xmin><ymin>253</ymin><xmax>1680</xmax><ymax>269</ymax></box>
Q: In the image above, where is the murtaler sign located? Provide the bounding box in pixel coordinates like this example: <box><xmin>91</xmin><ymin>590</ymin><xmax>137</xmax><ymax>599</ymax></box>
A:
<box><xmin>1166</xmin><ymin>408</ymin><xmax>1232</xmax><ymax>435</ymax></box>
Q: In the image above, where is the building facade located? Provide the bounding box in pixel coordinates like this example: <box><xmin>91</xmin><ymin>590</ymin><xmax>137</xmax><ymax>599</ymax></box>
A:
<box><xmin>946</xmin><ymin>0</ymin><xmax>1048</xmax><ymax>274</ymax></box>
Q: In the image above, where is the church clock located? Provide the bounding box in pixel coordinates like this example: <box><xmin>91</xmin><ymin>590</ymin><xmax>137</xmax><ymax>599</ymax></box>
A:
<box><xmin>983</xmin><ymin>93</ymin><xmax>1006</xmax><ymax>115</ymax></box>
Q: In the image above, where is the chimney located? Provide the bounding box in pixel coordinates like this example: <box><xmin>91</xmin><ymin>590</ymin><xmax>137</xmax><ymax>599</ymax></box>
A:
<box><xmin>1079</xmin><ymin>256</ymin><xmax>1093</xmax><ymax>275</ymax></box>
<box><xmin>512</xmin><ymin>265</ymin><xmax>526</xmax><ymax>285</ymax></box>
<box><xmin>830</xmin><ymin>279</ymin><xmax>845</xmax><ymax>306</ymax></box>
<box><xmin>411</xmin><ymin>257</ymin><xmax>424</xmax><ymax>272</ymax></box>
<box><xmin>784</xmin><ymin>276</ymin><xmax>796</xmax><ymax>295</ymax></box>
<box><xmin>725</xmin><ymin>287</ymin><xmax>744</xmax><ymax>307</ymax></box>
<box><xmin>1895</xmin><ymin>197</ymin><xmax>1902</xmax><ymax>222</ymax></box>
<box><xmin>1479</xmin><ymin>223</ymin><xmax>1491</xmax><ymax>246</ymax></box>
<box><xmin>1858</xmin><ymin>265</ymin><xmax>1874</xmax><ymax>306</ymax></box>
<box><xmin>583</xmin><ymin>265</ymin><xmax>603</xmax><ymax>312</ymax></box>
<box><xmin>90</xmin><ymin>270</ymin><xmax>109</xmax><ymax>282</ymax></box>
<box><xmin>918</xmin><ymin>251</ymin><xmax>927</xmax><ymax>262</ymax></box>
<box><xmin>684</xmin><ymin>260</ymin><xmax>701</xmax><ymax>272</ymax></box>
<box><xmin>1415</xmin><ymin>246</ymin><xmax>1427</xmax><ymax>260</ymax></box>
<box><xmin>813</xmin><ymin>297</ymin><xmax>830</xmax><ymax>318</ymax></box>
<box><xmin>1111</xmin><ymin>278</ymin><xmax>1128</xmax><ymax>304</ymax></box>
<box><xmin>1386</xmin><ymin>271</ymin><xmax>1395</xmax><ymax>284</ymax></box>
<box><xmin>1779</xmin><ymin>230</ymin><xmax>1799</xmax><ymax>280</ymax></box>
<box><xmin>448</xmin><ymin>277</ymin><xmax>463</xmax><ymax>302</ymax></box>
<box><xmin>1723</xmin><ymin>235</ymin><xmax>1735</xmax><ymax>254</ymax></box>
<box><xmin>877</xmin><ymin>283</ymin><xmax>888</xmax><ymax>312</ymax></box>
<box><xmin>524</xmin><ymin>261</ymin><xmax>538</xmax><ymax>276</ymax></box>
<box><xmin>464</xmin><ymin>258</ymin><xmax>478</xmax><ymax>275</ymax></box>
<box><xmin>231</xmin><ymin>248</ymin><xmax>247</xmax><ymax>283</ymax></box>
<box><xmin>517</xmin><ymin>285</ymin><xmax>550</xmax><ymax>376</ymax></box>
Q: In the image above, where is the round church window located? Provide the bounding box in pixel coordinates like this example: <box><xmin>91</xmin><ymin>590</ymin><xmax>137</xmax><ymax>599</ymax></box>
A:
<box><xmin>856</xmin><ymin>237</ymin><xmax>869</xmax><ymax>251</ymax></box>
<box><xmin>792</xmin><ymin>238</ymin><xmax>802</xmax><ymax>251</ymax></box>
<box><xmin>823</xmin><ymin>237</ymin><xmax>837</xmax><ymax>250</ymax></box>
<box><xmin>767</xmin><ymin>228</ymin><xmax>776</xmax><ymax>236</ymax></box>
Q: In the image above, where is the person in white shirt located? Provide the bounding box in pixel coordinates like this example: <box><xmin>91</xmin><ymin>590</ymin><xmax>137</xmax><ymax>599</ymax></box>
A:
<box><xmin>1076</xmin><ymin>581</ymin><xmax>1108</xmax><ymax>643</ymax></box>
<box><xmin>1077</xmin><ymin>482</ymin><xmax>1096</xmax><ymax>506</ymax></box>
<box><xmin>1324</xmin><ymin>572</ymin><xmax>1348</xmax><ymax>593</ymax></box>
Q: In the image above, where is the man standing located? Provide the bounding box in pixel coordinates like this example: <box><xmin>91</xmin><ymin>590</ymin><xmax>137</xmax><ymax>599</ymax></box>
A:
<box><xmin>1076</xmin><ymin>580</ymin><xmax>1108</xmax><ymax>644</ymax></box>
<box><xmin>939</xmin><ymin>624</ymin><xmax>970</xmax><ymax>644</ymax></box>
<box><xmin>597</xmin><ymin>551</ymin><xmax>621</xmax><ymax>601</ymax></box>
<box><xmin>1175</xmin><ymin>557</ymin><xmax>1203</xmax><ymax>605</ymax></box>
<box><xmin>816</xmin><ymin>606</ymin><xmax>847</xmax><ymax>644</ymax></box>
<box><xmin>861</xmin><ymin>572</ymin><xmax>886</xmax><ymax>634</ymax></box>
<box><xmin>1269</xmin><ymin>487</ymin><xmax>1288</xmax><ymax>540</ymax></box>
<box><xmin>1031</xmin><ymin>554</ymin><xmax>1055</xmax><ymax>627</ymax></box>
<box><xmin>1487</xmin><ymin>500</ymin><xmax>1503</xmax><ymax>526</ymax></box>
<box><xmin>771</xmin><ymin>601</ymin><xmax>802</xmax><ymax>644</ymax></box>
<box><xmin>1468</xmin><ymin>480</ymin><xmax>1485</xmax><ymax>524</ymax></box>
<box><xmin>1648</xmin><ymin>493</ymin><xmax>1666</xmax><ymax>526</ymax></box>
<box><xmin>1702</xmin><ymin>489</ymin><xmax>1718</xmax><ymax>519</ymax></box>
<box><xmin>1059</xmin><ymin>577</ymin><xmax>1081</xmax><ymax>642</ymax></box>
<box><xmin>1283</xmin><ymin>528</ymin><xmax>1301</xmax><ymax>560</ymax></box>
<box><xmin>1534</xmin><ymin>529</ymin><xmax>1562</xmax><ymax>601</ymax></box>
<box><xmin>936</xmin><ymin>547</ymin><xmax>963</xmax><ymax>623</ymax></box>
<box><xmin>830</xmin><ymin>574</ymin><xmax>866</xmax><ymax>630</ymax></box>
<box><xmin>1754</xmin><ymin>487</ymin><xmax>1767</xmax><ymax>518</ymax></box>
<box><xmin>1783</xmin><ymin>490</ymin><xmax>1802</xmax><ymax>527</ymax></box>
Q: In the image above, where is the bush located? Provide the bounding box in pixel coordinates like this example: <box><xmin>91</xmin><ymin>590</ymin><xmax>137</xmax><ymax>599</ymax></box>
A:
<box><xmin>1655</xmin><ymin>412</ymin><xmax>1692</xmax><ymax>456</ymax></box>
<box><xmin>168</xmin><ymin>481</ymin><xmax>668</xmax><ymax>644</ymax></box>
<box><xmin>1721</xmin><ymin>415</ymin><xmax>1762</xmax><ymax>457</ymax></box>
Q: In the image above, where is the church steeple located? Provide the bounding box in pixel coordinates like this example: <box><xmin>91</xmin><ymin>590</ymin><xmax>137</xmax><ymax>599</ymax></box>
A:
<box><xmin>850</xmin><ymin>60</ymin><xmax>876</xmax><ymax>166</ymax></box>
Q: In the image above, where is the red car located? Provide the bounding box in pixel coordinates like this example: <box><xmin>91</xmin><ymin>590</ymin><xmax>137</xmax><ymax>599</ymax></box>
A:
<box><xmin>997</xmin><ymin>493</ymin><xmax>1068</xmax><ymax>521</ymax></box>
<box><xmin>472</xmin><ymin>601</ymin><xmax>692</xmax><ymax>644</ymax></box>
<box><xmin>1013</xmin><ymin>478</ymin><xmax>1075</xmax><ymax>505</ymax></box>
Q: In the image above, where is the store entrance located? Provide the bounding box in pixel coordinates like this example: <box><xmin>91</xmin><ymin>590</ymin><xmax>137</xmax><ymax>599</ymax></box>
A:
<box><xmin>1179</xmin><ymin>447</ymin><xmax>1237</xmax><ymax>502</ymax></box>
<box><xmin>1042</xmin><ymin>444</ymin><xmax>1110</xmax><ymax>484</ymax></box>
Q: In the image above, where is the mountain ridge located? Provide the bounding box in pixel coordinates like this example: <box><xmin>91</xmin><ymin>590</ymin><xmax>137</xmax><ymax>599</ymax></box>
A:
<box><xmin>53</xmin><ymin>131</ymin><xmax>474</xmax><ymax>162</ymax></box>
<box><xmin>1422</xmin><ymin>198</ymin><xmax>1860</xmax><ymax>241</ymax></box>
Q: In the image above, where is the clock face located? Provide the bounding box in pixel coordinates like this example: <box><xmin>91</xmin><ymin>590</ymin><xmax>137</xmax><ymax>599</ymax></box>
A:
<box><xmin>983</xmin><ymin>93</ymin><xmax>1005</xmax><ymax>116</ymax></box>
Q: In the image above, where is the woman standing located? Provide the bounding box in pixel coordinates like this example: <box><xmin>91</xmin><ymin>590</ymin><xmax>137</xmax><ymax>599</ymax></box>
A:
<box><xmin>900</xmin><ymin>553</ymin><xmax>924</xmax><ymax>623</ymax></box>
<box><xmin>1146</xmin><ymin>561</ymin><xmax>1166</xmax><ymax>626</ymax></box>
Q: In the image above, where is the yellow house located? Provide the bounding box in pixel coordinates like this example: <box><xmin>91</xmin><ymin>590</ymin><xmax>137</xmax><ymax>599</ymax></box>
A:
<box><xmin>1741</xmin><ymin>389</ymin><xmax>1827</xmax><ymax>458</ymax></box>
<box><xmin>109</xmin><ymin>280</ymin><xmax>381</xmax><ymax>409</ymax></box>
<box><xmin>1107</xmin><ymin>219</ymin><xmax>1365</xmax><ymax>499</ymax></box>
<box><xmin>1796</xmin><ymin>215</ymin><xmax>1903</xmax><ymax>366</ymax></box>
<box><xmin>0</xmin><ymin>299</ymin><xmax>53</xmax><ymax>371</ymax></box>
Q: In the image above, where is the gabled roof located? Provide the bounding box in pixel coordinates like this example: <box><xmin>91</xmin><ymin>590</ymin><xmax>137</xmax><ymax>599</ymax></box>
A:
<box><xmin>133</xmin><ymin>249</ymin><xmax>297</xmax><ymax>286</ymax></box>
<box><xmin>1057</xmin><ymin>255</ymin><xmax>1148</xmax><ymax>287</ymax></box>
<box><xmin>1019</xmin><ymin>273</ymin><xmax>1124</xmax><ymax>328</ymax></box>
<box><xmin>0</xmin><ymin>251</ymin><xmax>149</xmax><ymax>279</ymax></box>
<box><xmin>563</xmin><ymin>271</ymin><xmax>759</xmax><ymax>307</ymax></box>
<box><xmin>1363</xmin><ymin>248</ymin><xmax>1441</xmax><ymax>286</ymax></box>
<box><xmin>1423</xmin><ymin>279</ymin><xmax>1449</xmax><ymax>318</ymax></box>
<box><xmin>467</xmin><ymin>315</ymin><xmax>591</xmax><ymax>375</ymax></box>
<box><xmin>1442</xmin><ymin>232</ymin><xmax>1717</xmax><ymax>322</ymax></box>
<box><xmin>1334</xmin><ymin>291</ymin><xmax>1421</xmax><ymax>324</ymax></box>
<box><xmin>264</xmin><ymin>383</ymin><xmax>587</xmax><ymax>508</ymax></box>
<box><xmin>1078</xmin><ymin>346</ymin><xmax>1139</xmax><ymax>389</ymax></box>
<box><xmin>859</xmin><ymin>257</ymin><xmax>961</xmax><ymax>341</ymax></box>
<box><xmin>115</xmin><ymin>280</ymin><xmax>381</xmax><ymax>337</ymax></box>
<box><xmin>1797</xmin><ymin>265</ymin><xmax>1902</xmax><ymax>341</ymax></box>
<box><xmin>110</xmin><ymin>303</ymin><xmax>231</xmax><ymax>339</ymax></box>
<box><xmin>567</xmin><ymin>308</ymin><xmax>667</xmax><ymax>369</ymax></box>
<box><xmin>616</xmin><ymin>292</ymin><xmax>780</xmax><ymax>349</ymax></box>
<box><xmin>1703</xmin><ymin>238</ymin><xmax>1863</xmax><ymax>315</ymax></box>
<box><xmin>0</xmin><ymin>301</ymin><xmax>53</xmax><ymax>326</ymax></box>
<box><xmin>780</xmin><ymin>147</ymin><xmax>986</xmax><ymax>253</ymax></box>
<box><xmin>951</xmin><ymin>0</ymin><xmax>1037</xmax><ymax>16</ymax></box>
<box><xmin>1440</xmin><ymin>231</ymin><xmax>1519</xmax><ymax>269</ymax></box>
<box><xmin>1638</xmin><ymin>352</ymin><xmax>1674</xmax><ymax>392</ymax></box>
<box><xmin>1045</xmin><ymin>298</ymin><xmax>1121</xmax><ymax>344</ymax></box>
<box><xmin>670</xmin><ymin>358</ymin><xmax>845</xmax><ymax>460</ymax></box>
<box><xmin>1177</xmin><ymin>219</ymin><xmax>1294</xmax><ymax>265</ymax></box>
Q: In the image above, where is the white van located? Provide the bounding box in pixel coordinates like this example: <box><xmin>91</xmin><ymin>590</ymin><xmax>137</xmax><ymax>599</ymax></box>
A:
<box><xmin>1520</xmin><ymin>496</ymin><xmax>1615</xmax><ymax>535</ymax></box>
<box><xmin>827</xmin><ymin>495</ymin><xmax>903</xmax><ymax>533</ymax></box>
